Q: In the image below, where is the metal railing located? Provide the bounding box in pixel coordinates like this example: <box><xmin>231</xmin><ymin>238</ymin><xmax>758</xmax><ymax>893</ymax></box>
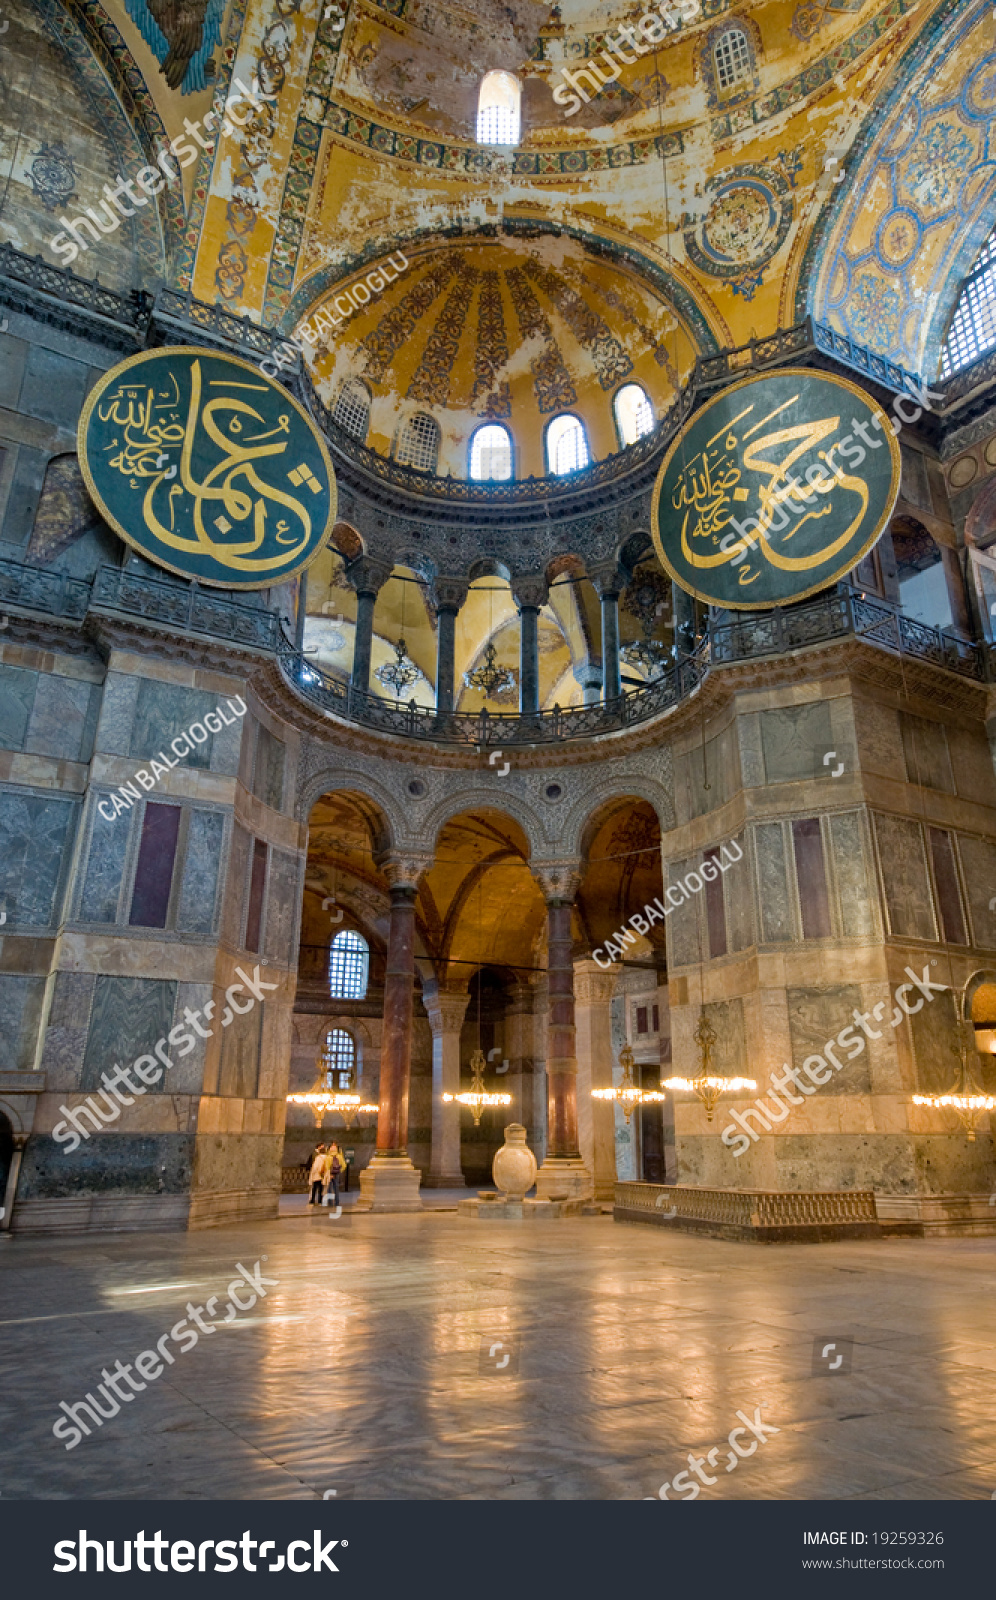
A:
<box><xmin>90</xmin><ymin>566</ymin><xmax>281</xmax><ymax>651</ymax></box>
<box><xmin>0</xmin><ymin>557</ymin><xmax>90</xmax><ymax>620</ymax></box>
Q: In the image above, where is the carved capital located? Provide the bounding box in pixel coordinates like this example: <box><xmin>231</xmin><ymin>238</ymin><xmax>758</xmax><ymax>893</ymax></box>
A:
<box><xmin>573</xmin><ymin>958</ymin><xmax>619</xmax><ymax>1004</ymax></box>
<box><xmin>512</xmin><ymin>574</ymin><xmax>550</xmax><ymax>612</ymax></box>
<box><xmin>433</xmin><ymin>575</ymin><xmax>470</xmax><ymax>612</ymax></box>
<box><xmin>533</xmin><ymin>859</ymin><xmax>582</xmax><ymax>903</ymax></box>
<box><xmin>423</xmin><ymin>989</ymin><xmax>472</xmax><ymax>1034</ymax></box>
<box><xmin>377</xmin><ymin>850</ymin><xmax>432</xmax><ymax>891</ymax></box>
<box><xmin>587</xmin><ymin>561</ymin><xmax>627</xmax><ymax>599</ymax></box>
<box><xmin>346</xmin><ymin>555</ymin><xmax>393</xmax><ymax>598</ymax></box>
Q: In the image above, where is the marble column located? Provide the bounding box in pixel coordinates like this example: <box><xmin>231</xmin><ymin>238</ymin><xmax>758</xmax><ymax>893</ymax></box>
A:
<box><xmin>574</xmin><ymin>959</ymin><xmax>619</xmax><ymax>1201</ymax></box>
<box><xmin>575</xmin><ymin>662</ymin><xmax>603</xmax><ymax>705</ymax></box>
<box><xmin>423</xmin><ymin>986</ymin><xmax>470</xmax><ymax>1187</ymax></box>
<box><xmin>433</xmin><ymin>577</ymin><xmax>468</xmax><ymax>715</ymax></box>
<box><xmin>533</xmin><ymin>864</ymin><xmax>592</xmax><ymax>1202</ymax></box>
<box><xmin>512</xmin><ymin>576</ymin><xmax>549</xmax><ymax>716</ymax></box>
<box><xmin>294</xmin><ymin>571</ymin><xmax>308</xmax><ymax>651</ymax></box>
<box><xmin>346</xmin><ymin>556</ymin><xmax>391</xmax><ymax>696</ymax></box>
<box><xmin>672</xmin><ymin>583</ymin><xmax>697</xmax><ymax>660</ymax></box>
<box><xmin>357</xmin><ymin>853</ymin><xmax>429</xmax><ymax>1212</ymax></box>
<box><xmin>589</xmin><ymin>564</ymin><xmax>625</xmax><ymax>705</ymax></box>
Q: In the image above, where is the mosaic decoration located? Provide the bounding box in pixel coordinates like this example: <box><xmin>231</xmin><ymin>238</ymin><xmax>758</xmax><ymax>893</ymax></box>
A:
<box><xmin>802</xmin><ymin>0</ymin><xmax>993</xmax><ymax>375</ymax></box>
<box><xmin>406</xmin><ymin>264</ymin><xmax>481</xmax><ymax>405</ymax></box>
<box><xmin>789</xmin><ymin>0</ymin><xmax>863</xmax><ymax>44</ymax></box>
<box><xmin>505</xmin><ymin>267</ymin><xmax>577</xmax><ymax>415</ymax></box>
<box><xmin>683</xmin><ymin>164</ymin><xmax>792</xmax><ymax>301</ymax></box>
<box><xmin>564</xmin><ymin>264</ymin><xmax>680</xmax><ymax>381</ymax></box>
<box><xmin>124</xmin><ymin>0</ymin><xmax>225</xmax><ymax>93</ymax></box>
<box><xmin>651</xmin><ymin>368</ymin><xmax>901</xmax><ymax>610</ymax></box>
<box><xmin>27</xmin><ymin>140</ymin><xmax>78</xmax><ymax>212</ymax></box>
<box><xmin>522</xmin><ymin>257</ymin><xmax>633</xmax><ymax>390</ymax></box>
<box><xmin>78</xmin><ymin>348</ymin><xmax>336</xmax><ymax>589</ymax></box>
<box><xmin>361</xmin><ymin>256</ymin><xmax>457</xmax><ymax>383</ymax></box>
<box><xmin>471</xmin><ymin>270</ymin><xmax>512</xmax><ymax>419</ymax></box>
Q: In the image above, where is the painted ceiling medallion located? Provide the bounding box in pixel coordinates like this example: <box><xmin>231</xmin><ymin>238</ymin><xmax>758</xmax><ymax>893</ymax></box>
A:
<box><xmin>28</xmin><ymin>141</ymin><xmax>78</xmax><ymax>213</ymax></box>
<box><xmin>683</xmin><ymin>165</ymin><xmax>792</xmax><ymax>301</ymax></box>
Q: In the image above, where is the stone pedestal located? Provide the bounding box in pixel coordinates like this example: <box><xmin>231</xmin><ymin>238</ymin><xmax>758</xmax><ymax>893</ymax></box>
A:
<box><xmin>424</xmin><ymin>987</ymin><xmax>470</xmax><ymax>1187</ymax></box>
<box><xmin>534</xmin><ymin>1155</ymin><xmax>593</xmax><ymax>1202</ymax></box>
<box><xmin>574</xmin><ymin>959</ymin><xmax>619</xmax><ymax>1201</ymax></box>
<box><xmin>355</xmin><ymin>1154</ymin><xmax>423</xmax><ymax>1212</ymax></box>
<box><xmin>533</xmin><ymin>887</ymin><xmax>593</xmax><ymax>1203</ymax></box>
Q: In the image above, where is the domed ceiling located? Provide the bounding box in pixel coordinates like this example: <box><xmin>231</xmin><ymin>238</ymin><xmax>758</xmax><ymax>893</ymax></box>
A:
<box><xmin>304</xmin><ymin>230</ymin><xmax>696</xmax><ymax>477</ymax></box>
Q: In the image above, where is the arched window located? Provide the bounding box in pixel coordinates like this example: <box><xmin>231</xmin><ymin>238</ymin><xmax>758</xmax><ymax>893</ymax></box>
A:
<box><xmin>713</xmin><ymin>26</ymin><xmax>752</xmax><ymax>92</ymax></box>
<box><xmin>941</xmin><ymin>228</ymin><xmax>996</xmax><ymax>377</ymax></box>
<box><xmin>477</xmin><ymin>71</ymin><xmax>521</xmax><ymax>146</ymax></box>
<box><xmin>470</xmin><ymin>423</ymin><xmax>513</xmax><ymax>481</ymax></box>
<box><xmin>547</xmin><ymin>414</ymin><xmax>590</xmax><ymax>476</ymax></box>
<box><xmin>395</xmin><ymin>412</ymin><xmax>440</xmax><ymax>473</ymax></box>
<box><xmin>329</xmin><ymin>929</ymin><xmax>369</xmax><ymax>999</ymax></box>
<box><xmin>614</xmin><ymin>383</ymin><xmax>654</xmax><ymax>446</ymax></box>
<box><xmin>323</xmin><ymin>1027</ymin><xmax>356</xmax><ymax>1090</ymax></box>
<box><xmin>332</xmin><ymin>378</ymin><xmax>371</xmax><ymax>442</ymax></box>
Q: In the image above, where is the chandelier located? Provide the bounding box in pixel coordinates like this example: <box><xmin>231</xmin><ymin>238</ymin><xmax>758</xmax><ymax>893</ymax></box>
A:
<box><xmin>375</xmin><ymin>637</ymin><xmax>422</xmax><ymax>698</ymax></box>
<box><xmin>661</xmin><ymin>1013</ymin><xmax>756</xmax><ymax>1122</ymax></box>
<box><xmin>443</xmin><ymin>1046</ymin><xmax>512</xmax><ymax>1127</ymax></box>
<box><xmin>912</xmin><ymin>1028</ymin><xmax>996</xmax><ymax>1141</ymax></box>
<box><xmin>463</xmin><ymin>638</ymin><xmax>515</xmax><ymax>698</ymax></box>
<box><xmin>286</xmin><ymin>1041</ymin><xmax>378</xmax><ymax>1131</ymax></box>
<box><xmin>620</xmin><ymin>637</ymin><xmax>667</xmax><ymax>676</ymax></box>
<box><xmin>592</xmin><ymin>1042</ymin><xmax>665</xmax><ymax>1122</ymax></box>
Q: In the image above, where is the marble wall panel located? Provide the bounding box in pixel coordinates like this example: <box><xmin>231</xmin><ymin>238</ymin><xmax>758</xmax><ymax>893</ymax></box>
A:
<box><xmin>176</xmin><ymin>809</ymin><xmax>226</xmax><ymax>936</ymax></box>
<box><xmin>900</xmin><ymin>714</ymin><xmax>954</xmax><ymax>793</ymax></box>
<box><xmin>854</xmin><ymin>698</ymin><xmax>905</xmax><ymax>781</ymax></box>
<box><xmin>947</xmin><ymin>724</ymin><xmax>996</xmax><ymax>807</ymax></box>
<box><xmin>170</xmin><ymin>982</ymin><xmax>214</xmax><ymax>1094</ymax></box>
<box><xmin>610</xmin><ymin>992</ymin><xmax>636</xmax><ymax>1180</ymax></box>
<box><xmin>829</xmin><ymin>811</ymin><xmax>875</xmax><ymax>938</ymax></box>
<box><xmin>760</xmin><ymin>702</ymin><xmax>832</xmax><ymax>783</ymax></box>
<box><xmin>872</xmin><ymin>813</ymin><xmax>936</xmax><ymax>941</ymax></box>
<box><xmin>0</xmin><ymin>790</ymin><xmax>77</xmax><ymax>927</ymax></box>
<box><xmin>909</xmin><ymin>988</ymin><xmax>961</xmax><ymax>1096</ymax></box>
<box><xmin>685</xmin><ymin>724</ymin><xmax>736</xmax><ymax>820</ymax></box>
<box><xmin>38</xmin><ymin>971</ymin><xmax>96</xmax><ymax>1088</ymax></box>
<box><xmin>263</xmin><ymin>846</ymin><xmax>300</xmax><ymax>965</ymax></box>
<box><xmin>737</xmin><ymin>712</ymin><xmax>764</xmax><ymax>789</ymax></box>
<box><xmin>0</xmin><ymin>973</ymin><xmax>46</xmax><ymax>1070</ymax></box>
<box><xmin>131</xmin><ymin>679</ymin><xmax>218</xmax><ymax>770</ymax></box>
<box><xmin>18</xmin><ymin>1133</ymin><xmax>195</xmax><ymax>1198</ymax></box>
<box><xmin>724</xmin><ymin>832</ymin><xmax>754</xmax><ymax>952</ymax></box>
<box><xmin>957</xmin><ymin>833</ymin><xmax>996</xmax><ymax>948</ymax></box>
<box><xmin>220</xmin><ymin>822</ymin><xmax>251</xmax><ymax>948</ymax></box>
<box><xmin>702</xmin><ymin>996</ymin><xmax>746</xmax><ymax>1078</ymax></box>
<box><xmin>25</xmin><ymin>675</ymin><xmax>97</xmax><ymax>762</ymax></box>
<box><xmin>80</xmin><ymin>976</ymin><xmax>178</xmax><ymax>1091</ymax></box>
<box><xmin>664</xmin><ymin>853</ymin><xmax>701</xmax><ymax>967</ymax></box>
<box><xmin>78</xmin><ymin>800</ymin><xmax>131</xmax><ymax>923</ymax></box>
<box><xmin>0</xmin><ymin>666</ymin><xmax>38</xmax><ymax>749</ymax></box>
<box><xmin>93</xmin><ymin>673</ymin><xmax>140</xmax><ymax>757</ymax></box>
<box><xmin>210</xmin><ymin>702</ymin><xmax>244</xmax><ymax>777</ymax></box>
<box><xmin>754</xmin><ymin>822</ymin><xmax>794</xmax><ymax>942</ymax></box>
<box><xmin>218</xmin><ymin>1001</ymin><xmax>262</xmax><ymax>1099</ymax></box>
<box><xmin>786</xmin><ymin>985</ymin><xmax>871</xmax><ymax>1094</ymax></box>
<box><xmin>774</xmin><ymin>1134</ymin><xmax>917</xmax><ymax>1194</ymax></box>
<box><xmin>254</xmin><ymin>724</ymin><xmax>286</xmax><ymax>812</ymax></box>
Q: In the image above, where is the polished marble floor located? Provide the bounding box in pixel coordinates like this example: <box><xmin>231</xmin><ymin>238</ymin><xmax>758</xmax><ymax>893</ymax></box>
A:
<box><xmin>2</xmin><ymin>1199</ymin><xmax>995</xmax><ymax>1501</ymax></box>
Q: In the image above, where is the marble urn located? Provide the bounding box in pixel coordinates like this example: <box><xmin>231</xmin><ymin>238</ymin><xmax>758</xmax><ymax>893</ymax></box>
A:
<box><xmin>492</xmin><ymin>1124</ymin><xmax>537</xmax><ymax>1200</ymax></box>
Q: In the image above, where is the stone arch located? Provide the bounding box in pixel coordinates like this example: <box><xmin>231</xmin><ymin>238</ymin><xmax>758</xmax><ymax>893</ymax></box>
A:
<box><xmin>332</xmin><ymin>521</ymin><xmax>365</xmax><ymax>560</ymax></box>
<box><xmin>557</xmin><ymin>776</ymin><xmax>675</xmax><ymax>863</ymax></box>
<box><xmin>420</xmin><ymin>790</ymin><xmax>544</xmax><ymax>862</ymax></box>
<box><xmin>297</xmin><ymin>768</ymin><xmax>403</xmax><ymax>843</ymax></box>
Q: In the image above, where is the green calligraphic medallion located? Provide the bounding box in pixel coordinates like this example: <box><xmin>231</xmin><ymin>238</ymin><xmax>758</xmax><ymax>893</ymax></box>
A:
<box><xmin>79</xmin><ymin>347</ymin><xmax>336</xmax><ymax>589</ymax></box>
<box><xmin>651</xmin><ymin>367</ymin><xmax>901</xmax><ymax>610</ymax></box>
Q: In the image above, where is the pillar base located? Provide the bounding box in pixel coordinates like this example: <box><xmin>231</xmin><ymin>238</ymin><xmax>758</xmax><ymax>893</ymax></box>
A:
<box><xmin>421</xmin><ymin>1171</ymin><xmax>466</xmax><ymax>1189</ymax></box>
<box><xmin>535</xmin><ymin>1156</ymin><xmax>593</xmax><ymax>1203</ymax></box>
<box><xmin>354</xmin><ymin>1154</ymin><xmax>423</xmax><ymax>1212</ymax></box>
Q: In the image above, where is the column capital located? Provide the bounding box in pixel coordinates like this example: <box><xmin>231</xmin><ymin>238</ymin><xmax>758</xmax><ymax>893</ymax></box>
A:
<box><xmin>376</xmin><ymin>851</ymin><xmax>432</xmax><ymax>891</ymax></box>
<box><xmin>433</xmin><ymin>575</ymin><xmax>470</xmax><ymax>612</ymax></box>
<box><xmin>512</xmin><ymin>574</ymin><xmax>549</xmax><ymax>612</ymax></box>
<box><xmin>346</xmin><ymin>554</ymin><xmax>393</xmax><ymax>597</ymax></box>
<box><xmin>533</xmin><ymin>859</ymin><xmax>582</xmax><ymax>903</ymax></box>
<box><xmin>588</xmin><ymin>562</ymin><xmax>627</xmax><ymax>599</ymax></box>
<box><xmin>573</xmin><ymin>957</ymin><xmax>619</xmax><ymax>1004</ymax></box>
<box><xmin>423</xmin><ymin>988</ymin><xmax>472</xmax><ymax>1034</ymax></box>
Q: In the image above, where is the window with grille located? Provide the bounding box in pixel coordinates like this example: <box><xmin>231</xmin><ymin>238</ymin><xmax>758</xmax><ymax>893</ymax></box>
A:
<box><xmin>713</xmin><ymin>27</ymin><xmax>751</xmax><ymax>90</ymax></box>
<box><xmin>470</xmin><ymin>424</ymin><xmax>513</xmax><ymax>481</ymax></box>
<box><xmin>329</xmin><ymin>929</ymin><xmax>369</xmax><ymax>999</ymax></box>
<box><xmin>477</xmin><ymin>71</ymin><xmax>520</xmax><ymax>146</ymax></box>
<box><xmin>322</xmin><ymin>1027</ymin><xmax>356</xmax><ymax>1090</ymax></box>
<box><xmin>614</xmin><ymin>383</ymin><xmax>654</xmax><ymax>446</ymax></box>
<box><xmin>396</xmin><ymin>412</ymin><xmax>440</xmax><ymax>473</ymax></box>
<box><xmin>333</xmin><ymin>378</ymin><xmax>371</xmax><ymax>441</ymax></box>
<box><xmin>546</xmin><ymin>414</ymin><xmax>590</xmax><ymax>476</ymax></box>
<box><xmin>941</xmin><ymin>230</ymin><xmax>996</xmax><ymax>377</ymax></box>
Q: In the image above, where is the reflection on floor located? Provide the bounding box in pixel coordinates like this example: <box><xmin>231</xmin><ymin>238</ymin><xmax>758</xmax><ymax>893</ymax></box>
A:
<box><xmin>2</xmin><ymin>1210</ymin><xmax>995</xmax><ymax>1501</ymax></box>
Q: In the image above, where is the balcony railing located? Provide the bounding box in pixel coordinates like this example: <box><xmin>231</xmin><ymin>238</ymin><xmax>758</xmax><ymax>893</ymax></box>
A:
<box><xmin>89</xmin><ymin>565</ymin><xmax>281</xmax><ymax>651</ymax></box>
<box><xmin>0</xmin><ymin>557</ymin><xmax>90</xmax><ymax>621</ymax></box>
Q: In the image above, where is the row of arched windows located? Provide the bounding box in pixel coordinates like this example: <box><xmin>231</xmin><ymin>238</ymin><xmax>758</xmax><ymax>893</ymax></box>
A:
<box><xmin>331</xmin><ymin>379</ymin><xmax>655</xmax><ymax>478</ymax></box>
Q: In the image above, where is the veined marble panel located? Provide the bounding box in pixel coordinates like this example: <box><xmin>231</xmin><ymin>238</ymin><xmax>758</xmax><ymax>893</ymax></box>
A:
<box><xmin>900</xmin><ymin>713</ymin><xmax>954</xmax><ymax>794</ymax></box>
<box><xmin>0</xmin><ymin>665</ymin><xmax>38</xmax><ymax>750</ymax></box>
<box><xmin>787</xmin><ymin>985</ymin><xmax>871</xmax><ymax>1096</ymax></box>
<box><xmin>956</xmin><ymin>833</ymin><xmax>996</xmax><ymax>949</ymax></box>
<box><xmin>829</xmin><ymin>811</ymin><xmax>875</xmax><ymax>939</ymax></box>
<box><xmin>0</xmin><ymin>972</ymin><xmax>46</xmax><ymax>1070</ymax></box>
<box><xmin>78</xmin><ymin>798</ymin><xmax>131</xmax><ymax>923</ymax></box>
<box><xmin>0</xmin><ymin>790</ymin><xmax>77</xmax><ymax>927</ymax></box>
<box><xmin>176</xmin><ymin>809</ymin><xmax>226</xmax><ymax>937</ymax></box>
<box><xmin>25</xmin><ymin>674</ymin><xmax>97</xmax><ymax>762</ymax></box>
<box><xmin>760</xmin><ymin>703</ymin><xmax>832</xmax><ymax>784</ymax></box>
<box><xmin>80</xmin><ymin>976</ymin><xmax>178</xmax><ymax>1092</ymax></box>
<box><xmin>754</xmin><ymin>822</ymin><xmax>794</xmax><ymax>943</ymax></box>
<box><xmin>264</xmin><ymin>846</ymin><xmax>301</xmax><ymax>966</ymax></box>
<box><xmin>873</xmin><ymin>813</ymin><xmax>936</xmax><ymax>941</ymax></box>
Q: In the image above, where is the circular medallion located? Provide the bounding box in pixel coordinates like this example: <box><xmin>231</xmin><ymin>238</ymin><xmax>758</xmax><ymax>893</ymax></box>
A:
<box><xmin>651</xmin><ymin>367</ymin><xmax>901</xmax><ymax>611</ymax></box>
<box><xmin>684</xmin><ymin>166</ymin><xmax>792</xmax><ymax>297</ymax></box>
<box><xmin>948</xmin><ymin>452</ymin><xmax>979</xmax><ymax>487</ymax></box>
<box><xmin>79</xmin><ymin>347</ymin><xmax>336</xmax><ymax>590</ymax></box>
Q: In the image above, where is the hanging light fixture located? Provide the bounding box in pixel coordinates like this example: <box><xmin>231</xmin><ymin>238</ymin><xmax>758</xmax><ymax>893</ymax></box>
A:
<box><xmin>661</xmin><ymin>1012</ymin><xmax>756</xmax><ymax>1122</ymax></box>
<box><xmin>443</xmin><ymin>1046</ymin><xmax>512</xmax><ymax>1127</ymax></box>
<box><xmin>463</xmin><ymin>583</ymin><xmax>515</xmax><ymax>698</ymax></box>
<box><xmin>912</xmin><ymin>1027</ymin><xmax>996</xmax><ymax>1142</ymax></box>
<box><xmin>287</xmin><ymin>1037</ymin><xmax>378</xmax><ymax>1131</ymax></box>
<box><xmin>592</xmin><ymin>1042</ymin><xmax>666</xmax><ymax>1122</ymax></box>
<box><xmin>375</xmin><ymin>571</ymin><xmax>424</xmax><ymax>697</ymax></box>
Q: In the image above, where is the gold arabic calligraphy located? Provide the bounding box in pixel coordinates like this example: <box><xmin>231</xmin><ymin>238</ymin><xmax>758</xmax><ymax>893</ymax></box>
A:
<box><xmin>97</xmin><ymin>360</ymin><xmax>319</xmax><ymax>574</ymax></box>
<box><xmin>672</xmin><ymin>394</ymin><xmax>869</xmax><ymax>587</ymax></box>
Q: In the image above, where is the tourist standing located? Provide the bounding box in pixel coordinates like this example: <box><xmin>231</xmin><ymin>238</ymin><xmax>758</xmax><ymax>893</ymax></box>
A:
<box><xmin>309</xmin><ymin>1144</ymin><xmax>327</xmax><ymax>1205</ymax></box>
<box><xmin>325</xmin><ymin>1142</ymin><xmax>344</xmax><ymax>1211</ymax></box>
